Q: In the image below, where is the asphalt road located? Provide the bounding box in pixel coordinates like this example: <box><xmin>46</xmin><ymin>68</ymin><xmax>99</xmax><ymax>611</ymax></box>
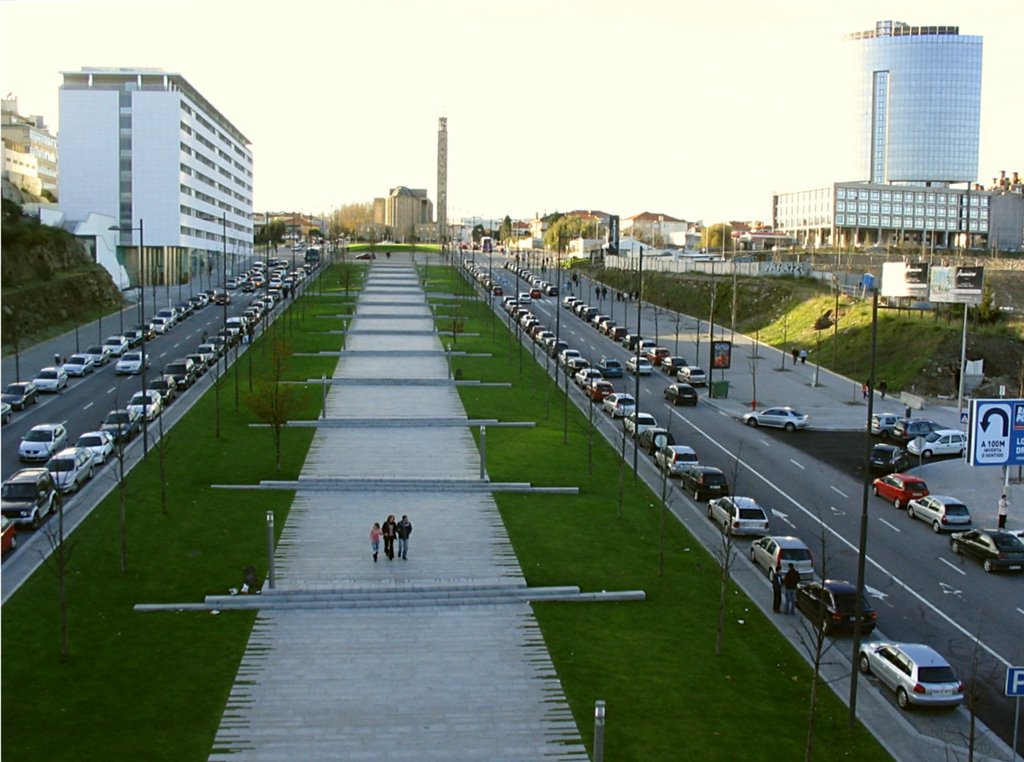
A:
<box><xmin>485</xmin><ymin>254</ymin><xmax>1022</xmax><ymax>753</ymax></box>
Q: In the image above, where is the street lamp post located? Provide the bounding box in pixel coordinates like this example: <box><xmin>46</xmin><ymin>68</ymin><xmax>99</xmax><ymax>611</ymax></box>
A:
<box><xmin>110</xmin><ymin>219</ymin><xmax>149</xmax><ymax>458</ymax></box>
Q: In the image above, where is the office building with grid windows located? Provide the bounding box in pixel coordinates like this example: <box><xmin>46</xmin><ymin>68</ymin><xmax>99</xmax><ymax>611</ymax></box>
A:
<box><xmin>59</xmin><ymin>68</ymin><xmax>253</xmax><ymax>289</ymax></box>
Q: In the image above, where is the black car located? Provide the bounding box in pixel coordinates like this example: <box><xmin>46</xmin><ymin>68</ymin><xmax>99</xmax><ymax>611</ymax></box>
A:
<box><xmin>1</xmin><ymin>468</ymin><xmax>61</xmax><ymax>528</ymax></box>
<box><xmin>101</xmin><ymin>408</ymin><xmax>142</xmax><ymax>443</ymax></box>
<box><xmin>662</xmin><ymin>357</ymin><xmax>689</xmax><ymax>375</ymax></box>
<box><xmin>123</xmin><ymin>329</ymin><xmax>145</xmax><ymax>348</ymax></box>
<box><xmin>950</xmin><ymin>530</ymin><xmax>1024</xmax><ymax>573</ymax></box>
<box><xmin>148</xmin><ymin>377</ymin><xmax>178</xmax><ymax>406</ymax></box>
<box><xmin>892</xmin><ymin>418</ymin><xmax>943</xmax><ymax>444</ymax></box>
<box><xmin>164</xmin><ymin>358</ymin><xmax>198</xmax><ymax>390</ymax></box>
<box><xmin>637</xmin><ymin>427</ymin><xmax>675</xmax><ymax>456</ymax></box>
<box><xmin>796</xmin><ymin>579</ymin><xmax>877</xmax><ymax>635</ymax></box>
<box><xmin>664</xmin><ymin>383</ymin><xmax>698</xmax><ymax>406</ymax></box>
<box><xmin>679</xmin><ymin>466</ymin><xmax>730</xmax><ymax>501</ymax></box>
<box><xmin>2</xmin><ymin>382</ymin><xmax>39</xmax><ymax>411</ymax></box>
<box><xmin>870</xmin><ymin>444</ymin><xmax>909</xmax><ymax>474</ymax></box>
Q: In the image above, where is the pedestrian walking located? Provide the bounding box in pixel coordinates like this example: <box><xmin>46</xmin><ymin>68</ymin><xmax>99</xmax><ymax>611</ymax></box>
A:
<box><xmin>54</xmin><ymin>352</ymin><xmax>62</xmax><ymax>367</ymax></box>
<box><xmin>799</xmin><ymin>349</ymin><xmax>808</xmax><ymax>365</ymax></box>
<box><xmin>370</xmin><ymin>522</ymin><xmax>382</xmax><ymax>562</ymax></box>
<box><xmin>381</xmin><ymin>515</ymin><xmax>397</xmax><ymax>561</ymax></box>
<box><xmin>861</xmin><ymin>380</ymin><xmax>869</xmax><ymax>400</ymax></box>
<box><xmin>878</xmin><ymin>380</ymin><xmax>888</xmax><ymax>399</ymax></box>
<box><xmin>396</xmin><ymin>514</ymin><xmax>413</xmax><ymax>560</ymax></box>
<box><xmin>782</xmin><ymin>563</ymin><xmax>800</xmax><ymax>615</ymax></box>
<box><xmin>998</xmin><ymin>494</ymin><xmax>1009</xmax><ymax>529</ymax></box>
<box><xmin>791</xmin><ymin>348</ymin><xmax>799</xmax><ymax>365</ymax></box>
<box><xmin>771</xmin><ymin>570</ymin><xmax>782</xmax><ymax>613</ymax></box>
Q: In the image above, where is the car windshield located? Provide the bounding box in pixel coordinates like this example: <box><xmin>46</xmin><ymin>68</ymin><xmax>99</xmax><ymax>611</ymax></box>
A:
<box><xmin>77</xmin><ymin>437</ymin><xmax>103</xmax><ymax>448</ymax></box>
<box><xmin>918</xmin><ymin>666</ymin><xmax>958</xmax><ymax>684</ymax></box>
<box><xmin>945</xmin><ymin>503</ymin><xmax>969</xmax><ymax>516</ymax></box>
<box><xmin>123</xmin><ymin>353</ymin><xmax>141</xmax><ymax>362</ymax></box>
<box><xmin>781</xmin><ymin>548</ymin><xmax>812</xmax><ymax>561</ymax></box>
<box><xmin>48</xmin><ymin>459</ymin><xmax>74</xmax><ymax>472</ymax></box>
<box><xmin>924</xmin><ymin>432</ymin><xmax>942</xmax><ymax>442</ymax></box>
<box><xmin>24</xmin><ymin>430</ymin><xmax>54</xmax><ymax>442</ymax></box>
<box><xmin>4</xmin><ymin>384</ymin><xmax>26</xmax><ymax>395</ymax></box>
<box><xmin>86</xmin><ymin>346</ymin><xmax>103</xmax><ymax>354</ymax></box>
<box><xmin>105</xmin><ymin>413</ymin><xmax>128</xmax><ymax>424</ymax></box>
<box><xmin>1</xmin><ymin>483</ymin><xmax>37</xmax><ymax>500</ymax></box>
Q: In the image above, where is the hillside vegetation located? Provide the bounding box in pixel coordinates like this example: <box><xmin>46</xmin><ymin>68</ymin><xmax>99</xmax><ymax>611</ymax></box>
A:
<box><xmin>587</xmin><ymin>264</ymin><xmax>1024</xmax><ymax>401</ymax></box>
<box><xmin>2</xmin><ymin>199</ymin><xmax>124</xmax><ymax>350</ymax></box>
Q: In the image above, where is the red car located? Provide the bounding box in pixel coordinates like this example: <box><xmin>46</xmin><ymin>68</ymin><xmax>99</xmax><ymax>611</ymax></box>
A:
<box><xmin>645</xmin><ymin>347</ymin><xmax>671</xmax><ymax>366</ymax></box>
<box><xmin>1</xmin><ymin>517</ymin><xmax>16</xmax><ymax>555</ymax></box>
<box><xmin>872</xmin><ymin>473</ymin><xmax>929</xmax><ymax>509</ymax></box>
<box><xmin>529</xmin><ymin>287</ymin><xmax>542</xmax><ymax>299</ymax></box>
<box><xmin>586</xmin><ymin>380</ymin><xmax>615</xmax><ymax>402</ymax></box>
<box><xmin>492</xmin><ymin>285</ymin><xmax>503</xmax><ymax>296</ymax></box>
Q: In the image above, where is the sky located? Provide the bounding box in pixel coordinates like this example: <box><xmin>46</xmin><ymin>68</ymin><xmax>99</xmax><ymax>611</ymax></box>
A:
<box><xmin>2</xmin><ymin>0</ymin><xmax>1022</xmax><ymax>226</ymax></box>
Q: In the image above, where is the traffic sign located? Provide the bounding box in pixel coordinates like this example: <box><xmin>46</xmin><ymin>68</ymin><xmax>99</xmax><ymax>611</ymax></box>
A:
<box><xmin>1005</xmin><ymin>667</ymin><xmax>1024</xmax><ymax>697</ymax></box>
<box><xmin>967</xmin><ymin>399</ymin><xmax>1024</xmax><ymax>467</ymax></box>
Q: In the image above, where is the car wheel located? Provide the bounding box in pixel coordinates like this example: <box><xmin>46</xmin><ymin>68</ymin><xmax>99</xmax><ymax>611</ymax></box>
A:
<box><xmin>693</xmin><ymin>488</ymin><xmax>701</xmax><ymax>502</ymax></box>
<box><xmin>858</xmin><ymin>654</ymin><xmax>872</xmax><ymax>675</ymax></box>
<box><xmin>10</xmin><ymin>534</ymin><xmax>16</xmax><ymax>550</ymax></box>
<box><xmin>820</xmin><ymin>618</ymin><xmax>830</xmax><ymax>636</ymax></box>
<box><xmin>31</xmin><ymin>510</ymin><xmax>42</xmax><ymax>530</ymax></box>
<box><xmin>932</xmin><ymin>520</ymin><xmax>941</xmax><ymax>534</ymax></box>
<box><xmin>896</xmin><ymin>688</ymin><xmax>911</xmax><ymax>710</ymax></box>
<box><xmin>951</xmin><ymin>541</ymin><xmax>961</xmax><ymax>555</ymax></box>
<box><xmin>746</xmin><ymin>418</ymin><xmax>758</xmax><ymax>427</ymax></box>
<box><xmin>86</xmin><ymin>466</ymin><xmax>94</xmax><ymax>481</ymax></box>
<box><xmin>893</xmin><ymin>498</ymin><xmax>902</xmax><ymax>509</ymax></box>
<box><xmin>907</xmin><ymin>505</ymin><xmax>915</xmax><ymax>519</ymax></box>
<box><xmin>922</xmin><ymin>450</ymin><xmax>932</xmax><ymax>459</ymax></box>
<box><xmin>784</xmin><ymin>422</ymin><xmax>796</xmax><ymax>432</ymax></box>
<box><xmin>983</xmin><ymin>559</ymin><xmax>995</xmax><ymax>573</ymax></box>
<box><xmin>706</xmin><ymin>504</ymin><xmax>714</xmax><ymax>519</ymax></box>
<box><xmin>872</xmin><ymin>485</ymin><xmax>879</xmax><ymax>496</ymax></box>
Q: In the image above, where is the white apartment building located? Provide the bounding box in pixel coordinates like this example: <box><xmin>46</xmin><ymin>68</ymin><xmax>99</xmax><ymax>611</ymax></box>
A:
<box><xmin>59</xmin><ymin>68</ymin><xmax>253</xmax><ymax>291</ymax></box>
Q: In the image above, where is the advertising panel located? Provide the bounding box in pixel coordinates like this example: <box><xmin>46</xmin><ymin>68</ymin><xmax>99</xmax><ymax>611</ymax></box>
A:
<box><xmin>929</xmin><ymin>266</ymin><xmax>984</xmax><ymax>305</ymax></box>
<box><xmin>880</xmin><ymin>261</ymin><xmax>929</xmax><ymax>298</ymax></box>
<box><xmin>711</xmin><ymin>341</ymin><xmax>732</xmax><ymax>370</ymax></box>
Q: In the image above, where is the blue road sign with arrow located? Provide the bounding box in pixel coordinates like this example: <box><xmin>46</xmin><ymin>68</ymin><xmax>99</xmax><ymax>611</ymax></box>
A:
<box><xmin>968</xmin><ymin>399</ymin><xmax>1024</xmax><ymax>466</ymax></box>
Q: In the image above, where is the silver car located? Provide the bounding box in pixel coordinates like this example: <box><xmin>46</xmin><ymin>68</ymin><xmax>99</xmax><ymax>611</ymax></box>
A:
<box><xmin>46</xmin><ymin>447</ymin><xmax>96</xmax><ymax>494</ymax></box>
<box><xmin>707</xmin><ymin>496</ymin><xmax>770</xmax><ymax>536</ymax></box>
<box><xmin>623</xmin><ymin>412</ymin><xmax>657</xmax><ymax>439</ymax></box>
<box><xmin>749</xmin><ymin>535</ymin><xmax>814</xmax><ymax>581</ymax></box>
<box><xmin>858</xmin><ymin>643</ymin><xmax>964</xmax><ymax>709</ymax></box>
<box><xmin>603</xmin><ymin>393</ymin><xmax>635</xmax><ymax>418</ymax></box>
<box><xmin>742</xmin><ymin>406</ymin><xmax>809</xmax><ymax>432</ymax></box>
<box><xmin>906</xmin><ymin>495</ymin><xmax>971</xmax><ymax>533</ymax></box>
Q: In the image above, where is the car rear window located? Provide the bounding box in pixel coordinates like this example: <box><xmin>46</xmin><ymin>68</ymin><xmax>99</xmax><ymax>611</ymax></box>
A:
<box><xmin>907</xmin><ymin>480</ymin><xmax>927</xmax><ymax>491</ymax></box>
<box><xmin>831</xmin><ymin>593</ymin><xmax>867</xmax><ymax>614</ymax></box>
<box><xmin>738</xmin><ymin>508</ymin><xmax>766</xmax><ymax>521</ymax></box>
<box><xmin>918</xmin><ymin>666</ymin><xmax>957</xmax><ymax>684</ymax></box>
<box><xmin>701</xmin><ymin>474</ymin><xmax>727</xmax><ymax>487</ymax></box>
<box><xmin>945</xmin><ymin>503</ymin><xmax>969</xmax><ymax>516</ymax></box>
<box><xmin>781</xmin><ymin>548</ymin><xmax>812</xmax><ymax>562</ymax></box>
<box><xmin>993</xmin><ymin>535</ymin><xmax>1024</xmax><ymax>551</ymax></box>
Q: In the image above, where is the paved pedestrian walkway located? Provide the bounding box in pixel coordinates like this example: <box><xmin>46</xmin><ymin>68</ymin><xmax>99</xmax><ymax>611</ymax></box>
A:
<box><xmin>210</xmin><ymin>261</ymin><xmax>588</xmax><ymax>760</ymax></box>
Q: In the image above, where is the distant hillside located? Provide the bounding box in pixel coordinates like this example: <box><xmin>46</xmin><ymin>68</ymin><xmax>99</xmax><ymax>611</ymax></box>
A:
<box><xmin>2</xmin><ymin>198</ymin><xmax>124</xmax><ymax>350</ymax></box>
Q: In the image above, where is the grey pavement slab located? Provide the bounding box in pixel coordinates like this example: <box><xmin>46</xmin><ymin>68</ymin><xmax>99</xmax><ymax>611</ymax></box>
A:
<box><xmin>210</xmin><ymin>262</ymin><xmax>585</xmax><ymax>759</ymax></box>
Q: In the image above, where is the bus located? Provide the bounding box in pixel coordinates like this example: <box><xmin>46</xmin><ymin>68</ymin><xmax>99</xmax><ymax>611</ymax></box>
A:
<box><xmin>480</xmin><ymin>236</ymin><xmax>493</xmax><ymax>253</ymax></box>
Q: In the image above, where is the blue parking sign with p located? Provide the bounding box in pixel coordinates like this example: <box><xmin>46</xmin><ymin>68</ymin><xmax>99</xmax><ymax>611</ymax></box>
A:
<box><xmin>1006</xmin><ymin>667</ymin><xmax>1024</xmax><ymax>696</ymax></box>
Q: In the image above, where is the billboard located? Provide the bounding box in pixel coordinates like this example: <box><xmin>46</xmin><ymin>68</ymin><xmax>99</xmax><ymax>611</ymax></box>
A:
<box><xmin>880</xmin><ymin>261</ymin><xmax>929</xmax><ymax>298</ymax></box>
<box><xmin>930</xmin><ymin>266</ymin><xmax>984</xmax><ymax>305</ymax></box>
<box><xmin>967</xmin><ymin>398</ymin><xmax>1024</xmax><ymax>466</ymax></box>
<box><xmin>608</xmin><ymin>215</ymin><xmax>620</xmax><ymax>255</ymax></box>
<box><xmin>711</xmin><ymin>341</ymin><xmax>732</xmax><ymax>370</ymax></box>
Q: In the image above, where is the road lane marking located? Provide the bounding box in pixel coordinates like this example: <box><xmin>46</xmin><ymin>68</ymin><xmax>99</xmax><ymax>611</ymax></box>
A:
<box><xmin>1017</xmin><ymin>608</ymin><xmax>1024</xmax><ymax>617</ymax></box>
<box><xmin>667</xmin><ymin>406</ymin><xmax>1012</xmax><ymax>669</ymax></box>
<box><xmin>878</xmin><ymin>518</ymin><xmax>901</xmax><ymax>533</ymax></box>
<box><xmin>830</xmin><ymin>486</ymin><xmax>849</xmax><ymax>498</ymax></box>
<box><xmin>160</xmin><ymin>352</ymin><xmax>167</xmax><ymax>358</ymax></box>
<box><xmin>939</xmin><ymin>559</ymin><xmax>966</xmax><ymax>577</ymax></box>
<box><xmin>83</xmin><ymin>402</ymin><xmax>94</xmax><ymax>411</ymax></box>
<box><xmin>789</xmin><ymin>459</ymin><xmax>805</xmax><ymax>470</ymax></box>
<box><xmin>106</xmin><ymin>387</ymin><xmax>115</xmax><ymax>394</ymax></box>
<box><xmin>759</xmin><ymin>438</ymin><xmax>771</xmax><ymax>446</ymax></box>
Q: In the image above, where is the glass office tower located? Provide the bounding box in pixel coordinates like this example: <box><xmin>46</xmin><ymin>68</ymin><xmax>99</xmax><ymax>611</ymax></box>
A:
<box><xmin>847</xmin><ymin>21</ymin><xmax>982</xmax><ymax>186</ymax></box>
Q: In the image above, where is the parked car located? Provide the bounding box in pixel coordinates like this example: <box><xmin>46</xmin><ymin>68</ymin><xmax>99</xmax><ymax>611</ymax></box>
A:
<box><xmin>906</xmin><ymin>430</ymin><xmax>967</xmax><ymax>459</ymax></box>
<box><xmin>82</xmin><ymin>344</ymin><xmax>111</xmax><ymax>366</ymax></box>
<box><xmin>116</xmin><ymin>350</ymin><xmax>150</xmax><ymax>375</ymax></box>
<box><xmin>638</xmin><ymin>427</ymin><xmax>676</xmax><ymax>456</ymax></box>
<box><xmin>101</xmin><ymin>408</ymin><xmax>142</xmax><ymax>443</ymax></box>
<box><xmin>1</xmin><ymin>516</ymin><xmax>16</xmax><ymax>554</ymax></box>
<box><xmin>679</xmin><ymin>465</ymin><xmax>730</xmax><ymax>501</ymax></box>
<box><xmin>46</xmin><ymin>447</ymin><xmax>96</xmax><ymax>494</ymax></box>
<box><xmin>603</xmin><ymin>393</ymin><xmax>636</xmax><ymax>418</ymax></box>
<box><xmin>870</xmin><ymin>413</ymin><xmax>901</xmax><ymax>438</ymax></box>
<box><xmin>644</xmin><ymin>347</ymin><xmax>671</xmax><ymax>366</ymax></box>
<box><xmin>624</xmin><ymin>412</ymin><xmax>658</xmax><ymax>439</ymax></box>
<box><xmin>558</xmin><ymin>348</ymin><xmax>582</xmax><ymax>368</ymax></box>
<box><xmin>2</xmin><ymin>381</ymin><xmax>39</xmax><ymax>410</ymax></box>
<box><xmin>707</xmin><ymin>496</ymin><xmax>770</xmax><ymax>536</ymax></box>
<box><xmin>626</xmin><ymin>356</ymin><xmax>653</xmax><ymax>375</ymax></box>
<box><xmin>906</xmin><ymin>495</ymin><xmax>971</xmax><ymax>533</ymax></box>
<box><xmin>33</xmin><ymin>366</ymin><xmax>68</xmax><ymax>393</ymax></box>
<box><xmin>661</xmin><ymin>357</ymin><xmax>689</xmax><ymax>375</ymax></box>
<box><xmin>750</xmin><ymin>535</ymin><xmax>815</xmax><ymax>581</ymax></box>
<box><xmin>742</xmin><ymin>407</ymin><xmax>809</xmax><ymax>432</ymax></box>
<box><xmin>19</xmin><ymin>423</ymin><xmax>69</xmax><ymax>462</ymax></box>
<box><xmin>892</xmin><ymin>418</ymin><xmax>943</xmax><ymax>444</ymax></box>
<box><xmin>949</xmin><ymin>529</ymin><xmax>1024</xmax><ymax>573</ymax></box>
<box><xmin>870</xmin><ymin>444</ymin><xmax>909</xmax><ymax>474</ymax></box>
<box><xmin>565</xmin><ymin>357</ymin><xmax>591</xmax><ymax>376</ymax></box>
<box><xmin>677</xmin><ymin>365</ymin><xmax>707</xmax><ymax>386</ymax></box>
<box><xmin>163</xmin><ymin>358</ymin><xmax>198</xmax><ymax>390</ymax></box>
<box><xmin>654</xmin><ymin>444</ymin><xmax>698</xmax><ymax>476</ymax></box>
<box><xmin>858</xmin><ymin>643</ymin><xmax>964</xmax><ymax>710</ymax></box>
<box><xmin>150</xmin><ymin>316</ymin><xmax>172</xmax><ymax>334</ymax></box>
<box><xmin>664</xmin><ymin>383</ymin><xmax>698</xmax><ymax>406</ymax></box>
<box><xmin>63</xmin><ymin>354</ymin><xmax>96</xmax><ymax>377</ymax></box>
<box><xmin>585</xmin><ymin>380</ymin><xmax>615</xmax><ymax>402</ymax></box>
<box><xmin>75</xmin><ymin>430</ymin><xmax>116</xmax><ymax>465</ymax></box>
<box><xmin>1</xmin><ymin>402</ymin><xmax>10</xmax><ymax>425</ymax></box>
<box><xmin>102</xmin><ymin>335</ymin><xmax>130</xmax><ymax>357</ymax></box>
<box><xmin>128</xmin><ymin>390</ymin><xmax>163</xmax><ymax>422</ymax></box>
<box><xmin>1</xmin><ymin>468</ymin><xmax>60</xmax><ymax>528</ymax></box>
<box><xmin>148</xmin><ymin>377</ymin><xmax>178</xmax><ymax>406</ymax></box>
<box><xmin>597</xmin><ymin>357</ymin><xmax>623</xmax><ymax>378</ymax></box>
<box><xmin>872</xmin><ymin>473</ymin><xmax>929</xmax><ymax>509</ymax></box>
<box><xmin>796</xmin><ymin>579</ymin><xmax>877</xmax><ymax>635</ymax></box>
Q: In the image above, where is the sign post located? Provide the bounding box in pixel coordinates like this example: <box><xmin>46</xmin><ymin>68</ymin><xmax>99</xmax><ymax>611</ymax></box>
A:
<box><xmin>967</xmin><ymin>399</ymin><xmax>1024</xmax><ymax>467</ymax></box>
<box><xmin>1005</xmin><ymin>667</ymin><xmax>1024</xmax><ymax>761</ymax></box>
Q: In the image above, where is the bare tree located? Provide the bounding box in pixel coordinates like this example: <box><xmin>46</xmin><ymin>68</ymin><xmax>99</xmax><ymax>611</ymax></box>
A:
<box><xmin>246</xmin><ymin>338</ymin><xmax>306</xmax><ymax>471</ymax></box>
<box><xmin>713</xmin><ymin>451</ymin><xmax>746</xmax><ymax>656</ymax></box>
<box><xmin>156</xmin><ymin>404</ymin><xmax>169</xmax><ymax>515</ymax></box>
<box><xmin>42</xmin><ymin>493</ymin><xmax>73</xmax><ymax>658</ymax></box>
<box><xmin>949</xmin><ymin>617</ymin><xmax>1001</xmax><ymax>761</ymax></box>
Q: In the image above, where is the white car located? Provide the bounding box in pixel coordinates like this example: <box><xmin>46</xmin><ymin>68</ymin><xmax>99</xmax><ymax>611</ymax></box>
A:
<box><xmin>654</xmin><ymin>445</ymin><xmax>699</xmax><ymax>476</ymax></box>
<box><xmin>707</xmin><ymin>496</ymin><xmax>771</xmax><ymax>536</ymax></box>
<box><xmin>75</xmin><ymin>431</ymin><xmax>115</xmax><ymax>465</ymax></box>
<box><xmin>677</xmin><ymin>365</ymin><xmax>707</xmax><ymax>386</ymax></box>
<box><xmin>603</xmin><ymin>393</ymin><xmax>636</xmax><ymax>418</ymax></box>
<box><xmin>116</xmin><ymin>351</ymin><xmax>150</xmax><ymax>375</ymax></box>
<box><xmin>63</xmin><ymin>354</ymin><xmax>96</xmax><ymax>377</ymax></box>
<box><xmin>742</xmin><ymin>407</ymin><xmax>809</xmax><ymax>432</ymax></box>
<box><xmin>19</xmin><ymin>423</ymin><xmax>69</xmax><ymax>462</ymax></box>
<box><xmin>102</xmin><ymin>335</ymin><xmax>130</xmax><ymax>357</ymax></box>
<box><xmin>906</xmin><ymin>429</ymin><xmax>966</xmax><ymax>458</ymax></box>
<box><xmin>558</xmin><ymin>349</ymin><xmax>582</xmax><ymax>368</ymax></box>
<box><xmin>46</xmin><ymin>447</ymin><xmax>96</xmax><ymax>494</ymax></box>
<box><xmin>858</xmin><ymin>643</ymin><xmax>964</xmax><ymax>709</ymax></box>
<box><xmin>575</xmin><ymin>368</ymin><xmax>603</xmax><ymax>388</ymax></box>
<box><xmin>150</xmin><ymin>316</ymin><xmax>172</xmax><ymax>334</ymax></box>
<box><xmin>33</xmin><ymin>366</ymin><xmax>68</xmax><ymax>393</ymax></box>
<box><xmin>626</xmin><ymin>356</ymin><xmax>653</xmax><ymax>375</ymax></box>
<box><xmin>128</xmin><ymin>390</ymin><xmax>163</xmax><ymax>422</ymax></box>
<box><xmin>906</xmin><ymin>495</ymin><xmax>972</xmax><ymax>533</ymax></box>
<box><xmin>624</xmin><ymin>412</ymin><xmax>658</xmax><ymax>439</ymax></box>
<box><xmin>518</xmin><ymin>292</ymin><xmax>532</xmax><ymax>304</ymax></box>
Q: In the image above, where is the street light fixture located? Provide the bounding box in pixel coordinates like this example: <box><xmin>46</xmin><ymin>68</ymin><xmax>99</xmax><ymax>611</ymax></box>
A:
<box><xmin>109</xmin><ymin>219</ymin><xmax>149</xmax><ymax>458</ymax></box>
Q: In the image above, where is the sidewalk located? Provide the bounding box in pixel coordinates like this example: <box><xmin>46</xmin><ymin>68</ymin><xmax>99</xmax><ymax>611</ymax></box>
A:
<box><xmin>209</xmin><ymin>261</ymin><xmax>587</xmax><ymax>760</ymax></box>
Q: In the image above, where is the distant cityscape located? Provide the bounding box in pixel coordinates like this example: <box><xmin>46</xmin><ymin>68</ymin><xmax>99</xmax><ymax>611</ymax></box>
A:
<box><xmin>2</xmin><ymin>19</ymin><xmax>1022</xmax><ymax>294</ymax></box>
